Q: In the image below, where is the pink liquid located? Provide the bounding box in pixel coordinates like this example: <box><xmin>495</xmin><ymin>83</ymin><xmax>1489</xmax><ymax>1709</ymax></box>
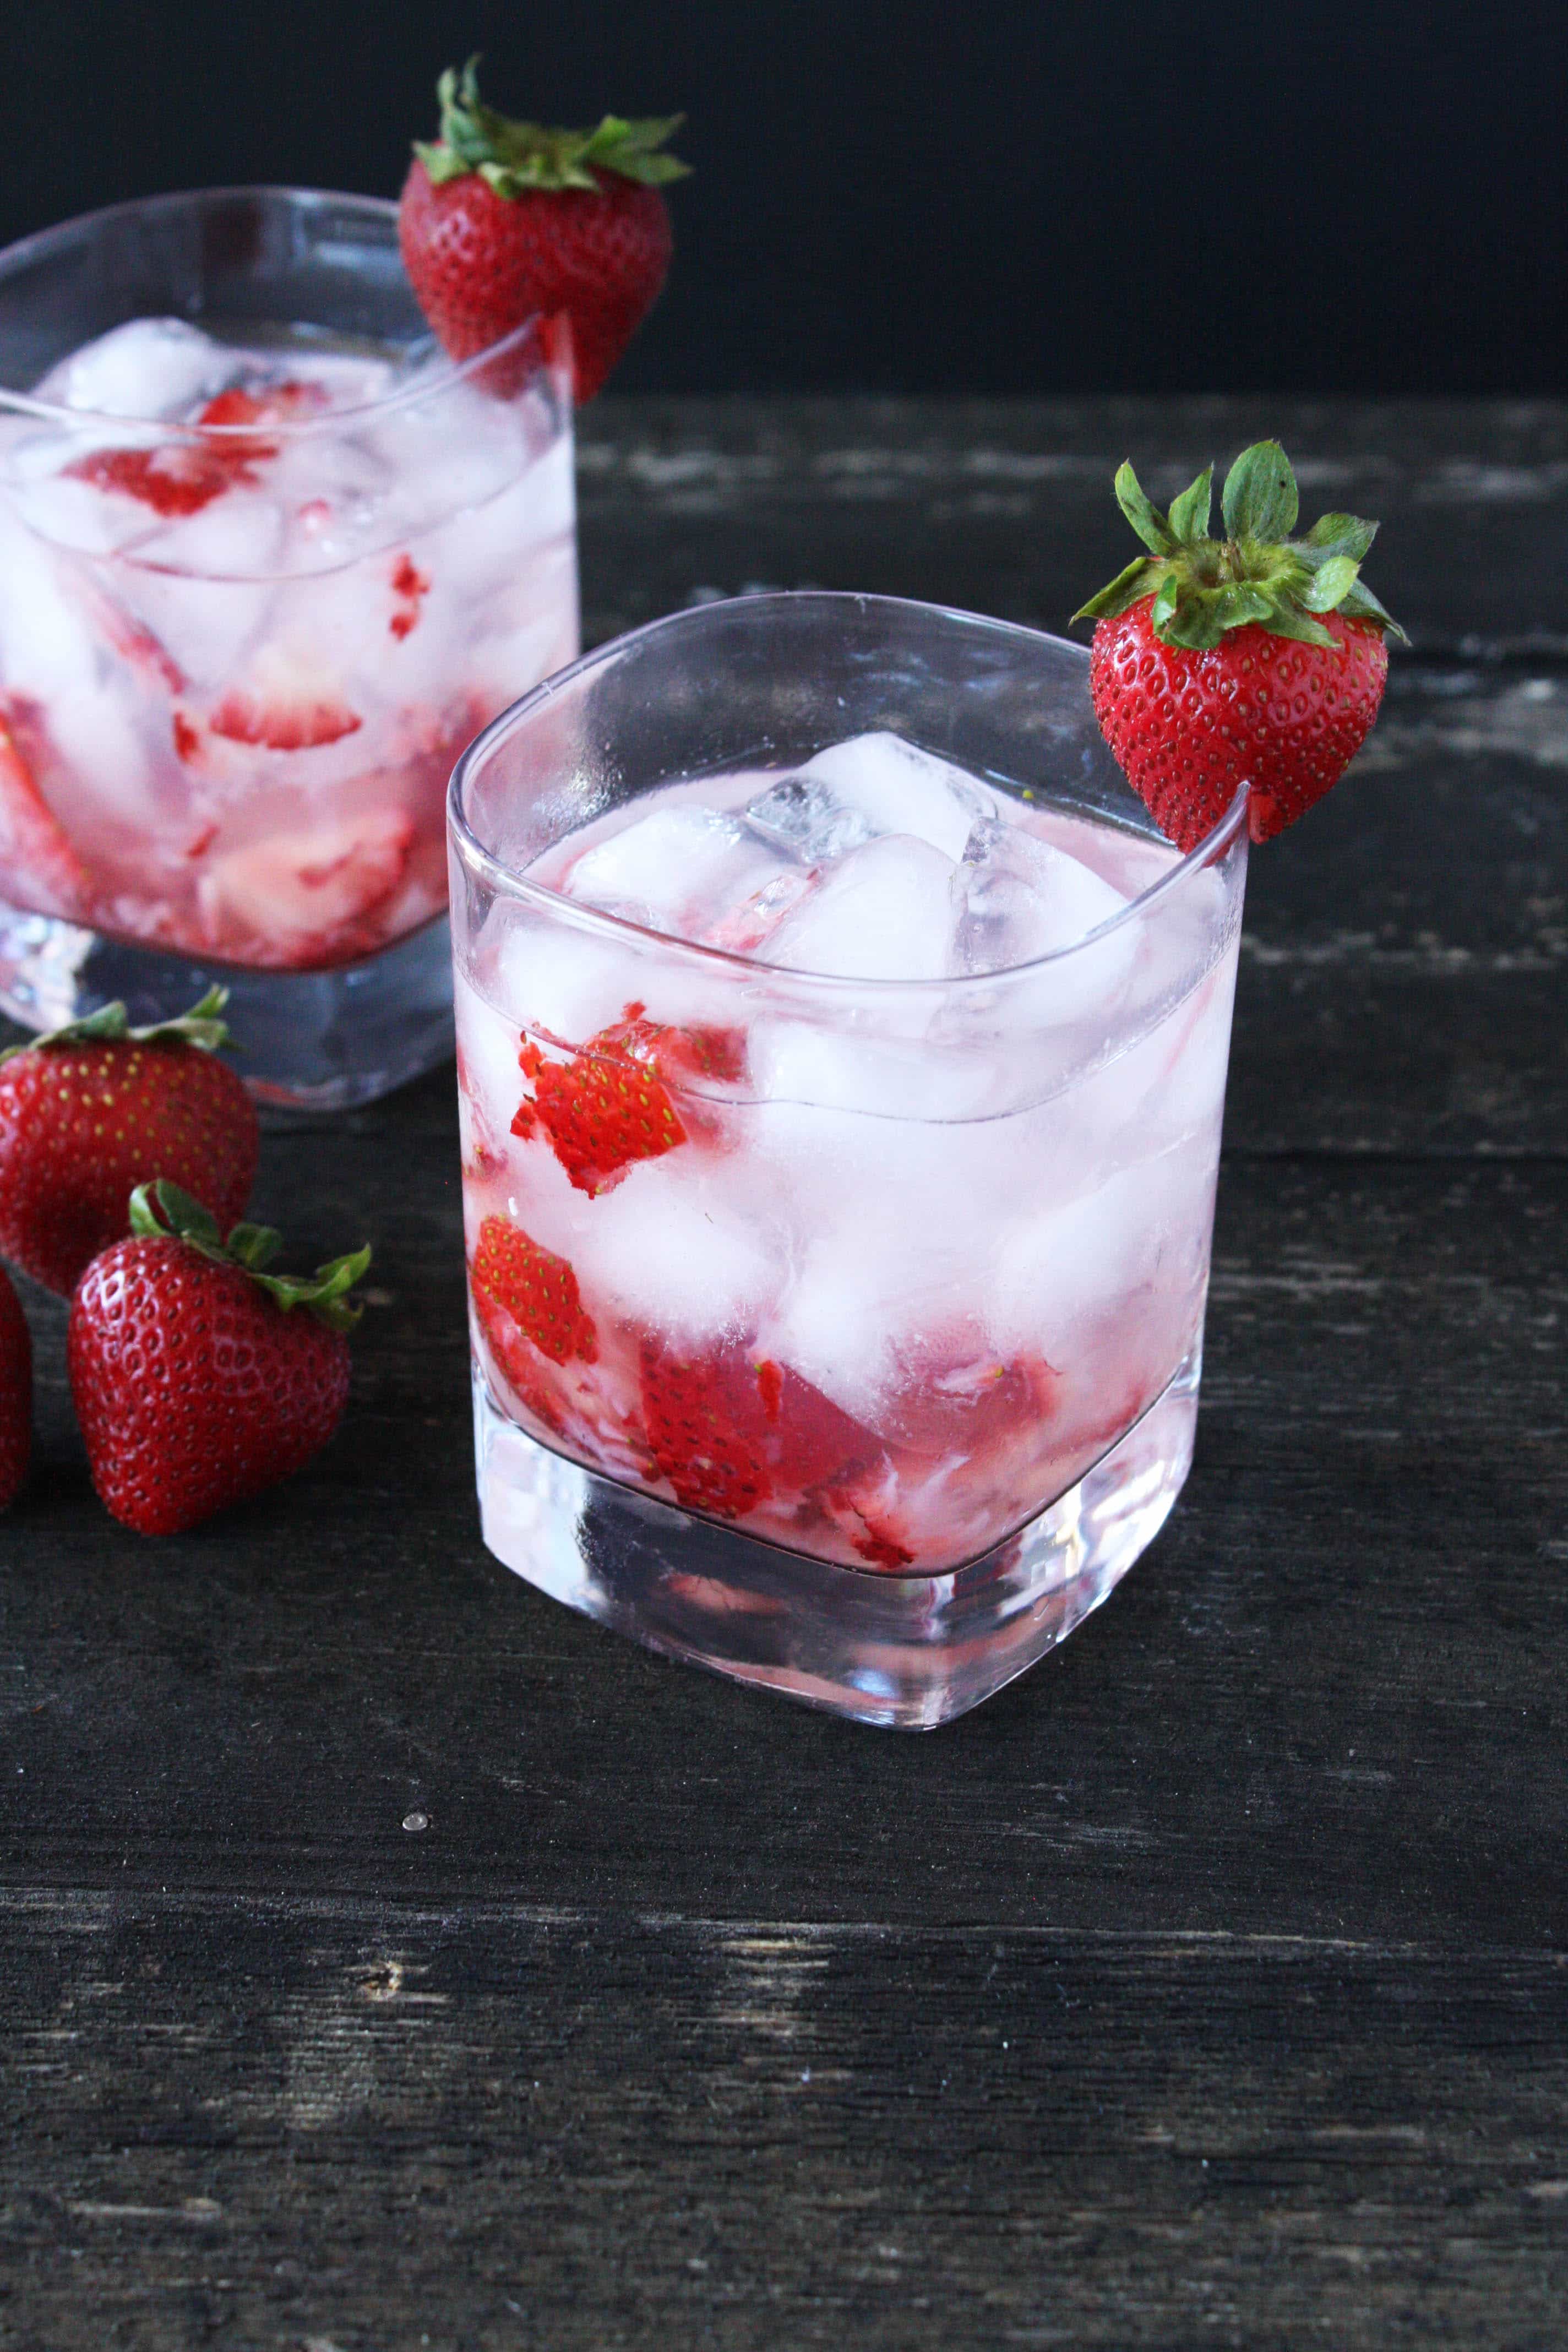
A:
<box><xmin>456</xmin><ymin>755</ymin><xmax>1239</xmax><ymax>1575</ymax></box>
<box><xmin>0</xmin><ymin>321</ymin><xmax>578</xmax><ymax>970</ymax></box>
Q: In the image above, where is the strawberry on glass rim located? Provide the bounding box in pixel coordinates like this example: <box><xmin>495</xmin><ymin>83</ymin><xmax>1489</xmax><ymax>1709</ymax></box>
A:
<box><xmin>1074</xmin><ymin>440</ymin><xmax>1407</xmax><ymax>851</ymax></box>
<box><xmin>398</xmin><ymin>57</ymin><xmax>690</xmax><ymax>405</ymax></box>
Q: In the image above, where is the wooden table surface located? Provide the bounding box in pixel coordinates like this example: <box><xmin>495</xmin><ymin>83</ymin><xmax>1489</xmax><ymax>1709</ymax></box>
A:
<box><xmin>3</xmin><ymin>398</ymin><xmax>1566</xmax><ymax>2350</ymax></box>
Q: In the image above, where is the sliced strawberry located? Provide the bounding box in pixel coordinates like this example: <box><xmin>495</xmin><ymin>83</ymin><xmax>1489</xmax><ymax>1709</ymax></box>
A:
<box><xmin>66</xmin><ymin>445</ymin><xmax>238</xmax><ymax>520</ymax></box>
<box><xmin>195</xmin><ymin>809</ymin><xmax>413</xmax><ymax>965</ymax></box>
<box><xmin>81</xmin><ymin>589</ymin><xmax>185</xmax><ymax>693</ymax></box>
<box><xmin>519</xmin><ymin>1013</ymin><xmax>745</xmax><ymax>1197</ymax></box>
<box><xmin>470</xmin><ymin>1215</ymin><xmax>597</xmax><ymax>1439</ymax></box>
<box><xmin>525</xmin><ymin>1020</ymin><xmax>688</xmax><ymax>1196</ymax></box>
<box><xmin>640</xmin><ymin>1338</ymin><xmax>772</xmax><ymax>1520</ymax></box>
<box><xmin>66</xmin><ymin>382</ymin><xmax>328</xmax><ymax>522</ymax></box>
<box><xmin>210</xmin><ymin>669</ymin><xmax>363</xmax><ymax>752</ymax></box>
<box><xmin>0</xmin><ymin>704</ymin><xmax>90</xmax><ymax>916</ymax></box>
<box><xmin>470</xmin><ymin>1215</ymin><xmax>597</xmax><ymax>1365</ymax></box>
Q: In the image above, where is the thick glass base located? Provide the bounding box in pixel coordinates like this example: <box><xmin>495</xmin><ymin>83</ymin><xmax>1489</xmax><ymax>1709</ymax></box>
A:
<box><xmin>473</xmin><ymin>1339</ymin><xmax>1202</xmax><ymax>1728</ymax></box>
<box><xmin>0</xmin><ymin>903</ymin><xmax>454</xmax><ymax>1109</ymax></box>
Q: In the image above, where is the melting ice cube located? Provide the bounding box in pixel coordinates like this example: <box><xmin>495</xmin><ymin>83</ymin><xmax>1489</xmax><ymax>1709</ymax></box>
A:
<box><xmin>954</xmin><ymin>815</ymin><xmax>1129</xmax><ymax>974</ymax></box>
<box><xmin>744</xmin><ymin>732</ymin><xmax>999</xmax><ymax>869</ymax></box>
<box><xmin>760</xmin><ymin>832</ymin><xmax>959</xmax><ymax>981</ymax></box>
<box><xmin>743</xmin><ymin>776</ymin><xmax>876</xmax><ymax>863</ymax></box>
<box><xmin>35</xmin><ymin>318</ymin><xmax>236</xmax><ymax>421</ymax></box>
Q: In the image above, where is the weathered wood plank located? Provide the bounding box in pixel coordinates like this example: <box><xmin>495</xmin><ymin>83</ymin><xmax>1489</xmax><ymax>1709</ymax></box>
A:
<box><xmin>2</xmin><ymin>1891</ymin><xmax>1566</xmax><ymax>2351</ymax></box>
<box><xmin>579</xmin><ymin>396</ymin><xmax>1568</xmax><ymax>663</ymax></box>
<box><xmin>0</xmin><ymin>399</ymin><xmax>1564</xmax><ymax>2350</ymax></box>
<box><xmin>4</xmin><ymin>1153</ymin><xmax>1564</xmax><ymax>1948</ymax></box>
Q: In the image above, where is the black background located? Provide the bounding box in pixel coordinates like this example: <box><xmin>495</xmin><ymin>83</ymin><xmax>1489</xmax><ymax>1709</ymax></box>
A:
<box><xmin>4</xmin><ymin>3</ymin><xmax>1561</xmax><ymax>397</ymax></box>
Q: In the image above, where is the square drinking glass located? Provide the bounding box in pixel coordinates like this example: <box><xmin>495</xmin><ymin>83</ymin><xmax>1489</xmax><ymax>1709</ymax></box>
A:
<box><xmin>0</xmin><ymin>187</ymin><xmax>579</xmax><ymax>1106</ymax></box>
<box><xmin>448</xmin><ymin>592</ymin><xmax>1248</xmax><ymax>1725</ymax></box>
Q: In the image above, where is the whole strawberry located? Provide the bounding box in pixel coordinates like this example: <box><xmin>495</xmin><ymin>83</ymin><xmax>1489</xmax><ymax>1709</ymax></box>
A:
<box><xmin>69</xmin><ymin>1182</ymin><xmax>369</xmax><ymax>1537</ymax></box>
<box><xmin>0</xmin><ymin>1264</ymin><xmax>29</xmax><ymax>1510</ymax></box>
<box><xmin>399</xmin><ymin>57</ymin><xmax>689</xmax><ymax>405</ymax></box>
<box><xmin>0</xmin><ymin>988</ymin><xmax>258</xmax><ymax>1296</ymax></box>
<box><xmin>1074</xmin><ymin>442</ymin><xmax>1406</xmax><ymax>851</ymax></box>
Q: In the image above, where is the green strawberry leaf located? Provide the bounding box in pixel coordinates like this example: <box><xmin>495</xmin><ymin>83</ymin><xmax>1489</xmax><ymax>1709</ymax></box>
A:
<box><xmin>1222</xmin><ymin>442</ymin><xmax>1299</xmax><ymax>543</ymax></box>
<box><xmin>129</xmin><ymin>1180</ymin><xmax>371</xmax><ymax>1334</ymax></box>
<box><xmin>1299</xmin><ymin>554</ymin><xmax>1362</xmax><ymax>612</ymax></box>
<box><xmin>1074</xmin><ymin>441</ymin><xmax>1404</xmax><ymax>656</ymax></box>
<box><xmin>1249</xmin><ymin>603</ymin><xmax>1340</xmax><ymax>649</ymax></box>
<box><xmin>1338</xmin><ymin>577</ymin><xmax>1411</xmax><ymax>642</ymax></box>
<box><xmin>1304</xmin><ymin>511</ymin><xmax>1379</xmax><ymax>563</ymax></box>
<box><xmin>418</xmin><ymin>57</ymin><xmax>690</xmax><ymax>194</ymax></box>
<box><xmin>0</xmin><ymin>984</ymin><xmax>233</xmax><ymax>1066</ymax></box>
<box><xmin>1114</xmin><ymin>462</ymin><xmax>1177</xmax><ymax>557</ymax></box>
<box><xmin>1071</xmin><ymin>556</ymin><xmax>1158</xmax><ymax>623</ymax></box>
<box><xmin>1167</xmin><ymin>466</ymin><xmax>1213</xmax><ymax>545</ymax></box>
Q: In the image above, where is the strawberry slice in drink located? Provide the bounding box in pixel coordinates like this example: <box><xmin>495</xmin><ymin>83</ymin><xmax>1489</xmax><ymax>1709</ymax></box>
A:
<box><xmin>639</xmin><ymin>1338</ymin><xmax>890</xmax><ymax>1533</ymax></box>
<box><xmin>194</xmin><ymin>808</ymin><xmax>415</xmax><ymax>967</ymax></box>
<box><xmin>0</xmin><ymin>702</ymin><xmax>90</xmax><ymax>918</ymax></box>
<box><xmin>470</xmin><ymin>1213</ymin><xmax>598</xmax><ymax>1438</ymax></box>
<box><xmin>65</xmin><ymin>379</ymin><xmax>330</xmax><ymax>521</ymax></box>
<box><xmin>209</xmin><ymin>646</ymin><xmax>363</xmax><ymax>752</ymax></box>
<box><xmin>517</xmin><ymin>1012</ymin><xmax>745</xmax><ymax>1198</ymax></box>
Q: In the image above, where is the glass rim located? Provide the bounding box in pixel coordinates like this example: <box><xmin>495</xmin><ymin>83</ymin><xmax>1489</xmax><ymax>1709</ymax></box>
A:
<box><xmin>0</xmin><ymin>186</ymin><xmax>557</xmax><ymax>439</ymax></box>
<box><xmin>447</xmin><ymin>589</ymin><xmax>1250</xmax><ymax>995</ymax></box>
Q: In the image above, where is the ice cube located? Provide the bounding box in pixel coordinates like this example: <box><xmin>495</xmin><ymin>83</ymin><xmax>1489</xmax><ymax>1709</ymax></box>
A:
<box><xmin>759</xmin><ymin>832</ymin><xmax>959</xmax><ymax>981</ymax></box>
<box><xmin>563</xmin><ymin>804</ymin><xmax>768</xmax><ymax>937</ymax></box>
<box><xmin>35</xmin><ymin>319</ymin><xmax>234</xmax><ymax>421</ymax></box>
<box><xmin>984</xmin><ymin>1144</ymin><xmax>1216</xmax><ymax>1364</ymax></box>
<box><xmin>743</xmin><ymin>775</ymin><xmax>875</xmax><ymax>863</ymax></box>
<box><xmin>954</xmin><ymin>815</ymin><xmax>1129</xmax><ymax>973</ymax></box>
<box><xmin>567</xmin><ymin>1156</ymin><xmax>777</xmax><ymax>1346</ymax></box>
<box><xmin>797</xmin><ymin>732</ymin><xmax>998</xmax><ymax>862</ymax></box>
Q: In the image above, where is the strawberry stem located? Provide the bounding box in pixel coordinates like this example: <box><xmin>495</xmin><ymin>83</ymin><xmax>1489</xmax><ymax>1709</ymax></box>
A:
<box><xmin>0</xmin><ymin>984</ymin><xmax>235</xmax><ymax>1065</ymax></box>
<box><xmin>414</xmin><ymin>56</ymin><xmax>690</xmax><ymax>197</ymax></box>
<box><xmin>1073</xmin><ymin>441</ymin><xmax>1408</xmax><ymax>654</ymax></box>
<box><xmin>129</xmin><ymin>1179</ymin><xmax>371</xmax><ymax>1333</ymax></box>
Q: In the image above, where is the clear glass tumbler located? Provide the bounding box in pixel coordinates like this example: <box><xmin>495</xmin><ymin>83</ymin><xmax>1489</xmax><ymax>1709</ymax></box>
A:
<box><xmin>0</xmin><ymin>188</ymin><xmax>579</xmax><ymax>1106</ymax></box>
<box><xmin>449</xmin><ymin>594</ymin><xmax>1247</xmax><ymax>1725</ymax></box>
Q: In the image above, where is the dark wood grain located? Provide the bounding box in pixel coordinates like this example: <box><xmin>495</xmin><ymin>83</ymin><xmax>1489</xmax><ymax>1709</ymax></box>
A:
<box><xmin>1</xmin><ymin>398</ymin><xmax>1565</xmax><ymax>2350</ymax></box>
<box><xmin>3</xmin><ymin>1893</ymin><xmax>1567</xmax><ymax>2352</ymax></box>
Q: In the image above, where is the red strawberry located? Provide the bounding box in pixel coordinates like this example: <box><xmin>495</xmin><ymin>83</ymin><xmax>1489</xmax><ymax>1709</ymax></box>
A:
<box><xmin>639</xmin><ymin>1340</ymin><xmax>889</xmax><ymax>1529</ymax></box>
<box><xmin>640</xmin><ymin>1338</ymin><xmax>773</xmax><ymax>1521</ymax></box>
<box><xmin>0</xmin><ymin>988</ymin><xmax>258</xmax><ymax>1296</ymax></box>
<box><xmin>68</xmin><ymin>1181</ymin><xmax>369</xmax><ymax>1537</ymax></box>
<box><xmin>209</xmin><ymin>647</ymin><xmax>363</xmax><ymax>751</ymax></box>
<box><xmin>470</xmin><ymin>1214</ymin><xmax>597</xmax><ymax>1368</ymax></box>
<box><xmin>1074</xmin><ymin>441</ymin><xmax>1404</xmax><ymax>850</ymax></box>
<box><xmin>516</xmin><ymin>1014</ymin><xmax>742</xmax><ymax>1197</ymax></box>
<box><xmin>0</xmin><ymin>705</ymin><xmax>90</xmax><ymax>917</ymax></box>
<box><xmin>398</xmin><ymin>58</ymin><xmax>689</xmax><ymax>405</ymax></box>
<box><xmin>0</xmin><ymin>1264</ymin><xmax>30</xmax><ymax>1510</ymax></box>
<box><xmin>65</xmin><ymin>379</ymin><xmax>324</xmax><ymax>519</ymax></box>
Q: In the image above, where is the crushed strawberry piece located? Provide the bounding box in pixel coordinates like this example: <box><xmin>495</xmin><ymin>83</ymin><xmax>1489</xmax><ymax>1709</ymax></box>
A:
<box><xmin>66</xmin><ymin>380</ymin><xmax>327</xmax><ymax>520</ymax></box>
<box><xmin>471</xmin><ymin>1214</ymin><xmax>597</xmax><ymax>1367</ymax></box>
<box><xmin>640</xmin><ymin>1339</ymin><xmax>772</xmax><ymax>1520</ymax></box>
<box><xmin>524</xmin><ymin>1021</ymin><xmax>689</xmax><ymax>1196</ymax></box>
<box><xmin>389</xmin><ymin>553</ymin><xmax>432</xmax><ymax>640</ymax></box>
<box><xmin>172</xmin><ymin>712</ymin><xmax>202</xmax><ymax>764</ymax></box>
<box><xmin>755</xmin><ymin>1358</ymin><xmax>783</xmax><ymax>1423</ymax></box>
<box><xmin>209</xmin><ymin>688</ymin><xmax>363</xmax><ymax>751</ymax></box>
